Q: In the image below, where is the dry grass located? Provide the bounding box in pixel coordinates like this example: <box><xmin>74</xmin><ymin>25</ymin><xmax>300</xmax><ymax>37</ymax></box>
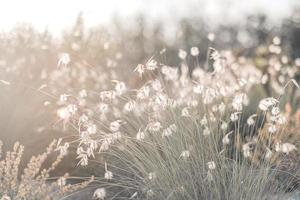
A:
<box><xmin>0</xmin><ymin>140</ymin><xmax>93</xmax><ymax>200</ymax></box>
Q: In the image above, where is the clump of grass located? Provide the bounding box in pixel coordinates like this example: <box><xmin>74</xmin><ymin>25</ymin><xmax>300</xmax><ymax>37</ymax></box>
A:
<box><xmin>105</xmin><ymin>106</ymin><xmax>299</xmax><ymax>199</ymax></box>
<box><xmin>0</xmin><ymin>139</ymin><xmax>93</xmax><ymax>200</ymax></box>
<box><xmin>53</xmin><ymin>46</ymin><xmax>299</xmax><ymax>199</ymax></box>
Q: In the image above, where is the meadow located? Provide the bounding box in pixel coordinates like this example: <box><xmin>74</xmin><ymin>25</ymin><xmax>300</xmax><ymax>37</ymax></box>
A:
<box><xmin>0</xmin><ymin>13</ymin><xmax>300</xmax><ymax>199</ymax></box>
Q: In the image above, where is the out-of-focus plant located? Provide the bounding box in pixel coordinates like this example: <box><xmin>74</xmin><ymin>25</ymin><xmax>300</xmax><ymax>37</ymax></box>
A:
<box><xmin>0</xmin><ymin>140</ymin><xmax>93</xmax><ymax>200</ymax></box>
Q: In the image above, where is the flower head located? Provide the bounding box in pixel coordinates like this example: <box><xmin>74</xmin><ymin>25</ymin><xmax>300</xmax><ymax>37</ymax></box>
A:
<box><xmin>178</xmin><ymin>49</ymin><xmax>187</xmax><ymax>60</ymax></box>
<box><xmin>180</xmin><ymin>150</ymin><xmax>190</xmax><ymax>159</ymax></box>
<box><xmin>207</xmin><ymin>161</ymin><xmax>216</xmax><ymax>170</ymax></box>
<box><xmin>93</xmin><ymin>188</ymin><xmax>106</xmax><ymax>199</ymax></box>
<box><xmin>57</xmin><ymin>53</ymin><xmax>70</xmax><ymax>68</ymax></box>
<box><xmin>275</xmin><ymin>142</ymin><xmax>297</xmax><ymax>154</ymax></box>
<box><xmin>190</xmin><ymin>47</ymin><xmax>200</xmax><ymax>56</ymax></box>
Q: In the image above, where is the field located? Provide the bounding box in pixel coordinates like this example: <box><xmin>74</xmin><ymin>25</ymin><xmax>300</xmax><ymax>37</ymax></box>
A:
<box><xmin>0</xmin><ymin>6</ymin><xmax>300</xmax><ymax>200</ymax></box>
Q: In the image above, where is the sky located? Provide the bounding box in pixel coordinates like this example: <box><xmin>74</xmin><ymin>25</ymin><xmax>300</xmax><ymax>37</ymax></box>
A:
<box><xmin>0</xmin><ymin>0</ymin><xmax>299</xmax><ymax>35</ymax></box>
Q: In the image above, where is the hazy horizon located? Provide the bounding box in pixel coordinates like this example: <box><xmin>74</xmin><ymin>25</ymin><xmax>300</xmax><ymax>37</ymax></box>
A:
<box><xmin>1</xmin><ymin>0</ymin><xmax>299</xmax><ymax>35</ymax></box>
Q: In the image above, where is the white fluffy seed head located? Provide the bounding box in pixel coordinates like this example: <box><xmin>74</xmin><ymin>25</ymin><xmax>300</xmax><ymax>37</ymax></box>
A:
<box><xmin>180</xmin><ymin>150</ymin><xmax>190</xmax><ymax>159</ymax></box>
<box><xmin>248</xmin><ymin>118</ymin><xmax>255</xmax><ymax>126</ymax></box>
<box><xmin>115</xmin><ymin>81</ymin><xmax>126</xmax><ymax>95</ymax></box>
<box><xmin>221</xmin><ymin>122</ymin><xmax>228</xmax><ymax>131</ymax></box>
<box><xmin>259</xmin><ymin>98</ymin><xmax>278</xmax><ymax>111</ymax></box>
<box><xmin>190</xmin><ymin>47</ymin><xmax>199</xmax><ymax>56</ymax></box>
<box><xmin>275</xmin><ymin>142</ymin><xmax>297</xmax><ymax>154</ymax></box>
<box><xmin>93</xmin><ymin>188</ymin><xmax>106</xmax><ymax>199</ymax></box>
<box><xmin>110</xmin><ymin>120</ymin><xmax>122</xmax><ymax>132</ymax></box>
<box><xmin>104</xmin><ymin>170</ymin><xmax>113</xmax><ymax>180</ymax></box>
<box><xmin>181</xmin><ymin>107</ymin><xmax>190</xmax><ymax>117</ymax></box>
<box><xmin>57</xmin><ymin>53</ymin><xmax>70</xmax><ymax>67</ymax></box>
<box><xmin>242</xmin><ymin>143</ymin><xmax>252</xmax><ymax>158</ymax></box>
<box><xmin>268</xmin><ymin>125</ymin><xmax>277</xmax><ymax>133</ymax></box>
<box><xmin>193</xmin><ymin>84</ymin><xmax>204</xmax><ymax>94</ymax></box>
<box><xmin>271</xmin><ymin>107</ymin><xmax>280</xmax><ymax>116</ymax></box>
<box><xmin>148</xmin><ymin>172</ymin><xmax>156</xmax><ymax>180</ymax></box>
<box><xmin>230</xmin><ymin>112</ymin><xmax>239</xmax><ymax>122</ymax></box>
<box><xmin>136</xmin><ymin>130</ymin><xmax>145</xmax><ymax>141</ymax></box>
<box><xmin>207</xmin><ymin>33</ymin><xmax>215</xmax><ymax>41</ymax></box>
<box><xmin>148</xmin><ymin>121</ymin><xmax>161</xmax><ymax>132</ymax></box>
<box><xmin>207</xmin><ymin>161</ymin><xmax>216</xmax><ymax>170</ymax></box>
<box><xmin>222</xmin><ymin>131</ymin><xmax>232</xmax><ymax>145</ymax></box>
<box><xmin>57</xmin><ymin>107</ymin><xmax>70</xmax><ymax>120</ymax></box>
<box><xmin>178</xmin><ymin>49</ymin><xmax>187</xmax><ymax>60</ymax></box>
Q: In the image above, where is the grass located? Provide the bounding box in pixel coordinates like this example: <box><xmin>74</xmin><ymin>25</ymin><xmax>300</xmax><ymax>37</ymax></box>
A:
<box><xmin>51</xmin><ymin>47</ymin><xmax>300</xmax><ymax>199</ymax></box>
<box><xmin>0</xmin><ymin>17</ymin><xmax>299</xmax><ymax>199</ymax></box>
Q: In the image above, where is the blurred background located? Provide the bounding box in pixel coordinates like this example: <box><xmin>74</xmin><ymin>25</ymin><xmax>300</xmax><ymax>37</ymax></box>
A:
<box><xmin>0</xmin><ymin>0</ymin><xmax>300</xmax><ymax>175</ymax></box>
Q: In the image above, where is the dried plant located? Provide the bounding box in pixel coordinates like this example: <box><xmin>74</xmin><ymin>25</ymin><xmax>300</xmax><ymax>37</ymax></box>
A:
<box><xmin>0</xmin><ymin>140</ymin><xmax>93</xmax><ymax>200</ymax></box>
